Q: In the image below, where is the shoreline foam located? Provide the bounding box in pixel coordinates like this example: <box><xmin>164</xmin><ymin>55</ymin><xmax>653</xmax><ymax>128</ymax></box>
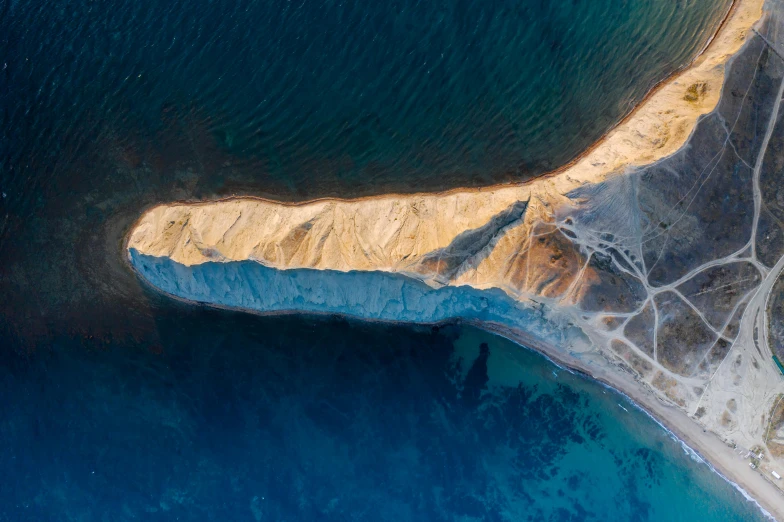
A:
<box><xmin>477</xmin><ymin>321</ymin><xmax>784</xmax><ymax>521</ymax></box>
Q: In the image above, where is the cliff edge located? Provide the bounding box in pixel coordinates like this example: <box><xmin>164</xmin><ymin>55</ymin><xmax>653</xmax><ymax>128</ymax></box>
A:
<box><xmin>127</xmin><ymin>0</ymin><xmax>784</xmax><ymax>516</ymax></box>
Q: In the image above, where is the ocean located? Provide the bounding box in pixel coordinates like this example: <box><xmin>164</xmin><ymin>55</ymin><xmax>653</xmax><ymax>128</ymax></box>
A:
<box><xmin>0</xmin><ymin>0</ymin><xmax>769</xmax><ymax>520</ymax></box>
<box><xmin>0</xmin><ymin>314</ymin><xmax>769</xmax><ymax>520</ymax></box>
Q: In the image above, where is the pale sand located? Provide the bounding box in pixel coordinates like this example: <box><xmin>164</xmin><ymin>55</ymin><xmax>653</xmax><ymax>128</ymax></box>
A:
<box><xmin>127</xmin><ymin>0</ymin><xmax>765</xmax><ymax>273</ymax></box>
<box><xmin>127</xmin><ymin>0</ymin><xmax>763</xmax><ymax>236</ymax></box>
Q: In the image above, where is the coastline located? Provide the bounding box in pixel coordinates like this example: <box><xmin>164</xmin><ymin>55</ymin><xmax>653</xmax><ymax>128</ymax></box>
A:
<box><xmin>478</xmin><ymin>321</ymin><xmax>784</xmax><ymax>521</ymax></box>
<box><xmin>123</xmin><ymin>0</ymin><xmax>762</xmax><ymax>217</ymax></box>
<box><xmin>121</xmin><ymin>0</ymin><xmax>784</xmax><ymax>518</ymax></box>
<box><xmin>125</xmin><ymin>252</ymin><xmax>783</xmax><ymax>520</ymax></box>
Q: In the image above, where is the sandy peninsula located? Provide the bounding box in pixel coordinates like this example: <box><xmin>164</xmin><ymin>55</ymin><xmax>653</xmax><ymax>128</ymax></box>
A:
<box><xmin>126</xmin><ymin>0</ymin><xmax>784</xmax><ymax>518</ymax></box>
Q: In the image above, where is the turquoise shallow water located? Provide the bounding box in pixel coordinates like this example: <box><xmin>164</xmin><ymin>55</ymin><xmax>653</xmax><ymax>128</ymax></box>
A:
<box><xmin>0</xmin><ymin>314</ymin><xmax>768</xmax><ymax>520</ymax></box>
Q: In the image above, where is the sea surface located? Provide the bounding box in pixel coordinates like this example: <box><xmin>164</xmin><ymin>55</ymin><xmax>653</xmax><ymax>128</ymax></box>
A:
<box><xmin>3</xmin><ymin>0</ymin><xmax>731</xmax><ymax>198</ymax></box>
<box><xmin>0</xmin><ymin>0</ymin><xmax>770</xmax><ymax>520</ymax></box>
<box><xmin>0</xmin><ymin>316</ymin><xmax>769</xmax><ymax>521</ymax></box>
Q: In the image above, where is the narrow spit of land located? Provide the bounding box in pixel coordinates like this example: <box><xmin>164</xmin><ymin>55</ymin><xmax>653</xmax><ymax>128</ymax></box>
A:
<box><xmin>125</xmin><ymin>0</ymin><xmax>784</xmax><ymax>518</ymax></box>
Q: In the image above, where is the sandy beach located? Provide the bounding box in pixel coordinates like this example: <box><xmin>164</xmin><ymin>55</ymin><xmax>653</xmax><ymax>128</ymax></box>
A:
<box><xmin>480</xmin><ymin>321</ymin><xmax>784</xmax><ymax>521</ymax></box>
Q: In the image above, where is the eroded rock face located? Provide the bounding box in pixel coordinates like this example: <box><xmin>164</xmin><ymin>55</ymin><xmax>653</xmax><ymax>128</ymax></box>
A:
<box><xmin>127</xmin><ymin>0</ymin><xmax>784</xmax><ymax>465</ymax></box>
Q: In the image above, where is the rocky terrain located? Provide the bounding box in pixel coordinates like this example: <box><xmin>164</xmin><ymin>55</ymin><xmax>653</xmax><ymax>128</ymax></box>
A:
<box><xmin>126</xmin><ymin>0</ymin><xmax>784</xmax><ymax>514</ymax></box>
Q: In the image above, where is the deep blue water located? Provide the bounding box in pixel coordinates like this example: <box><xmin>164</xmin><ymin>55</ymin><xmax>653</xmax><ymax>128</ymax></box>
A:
<box><xmin>0</xmin><ymin>0</ymin><xmax>771</xmax><ymax>520</ymax></box>
<box><xmin>3</xmin><ymin>0</ymin><xmax>730</xmax><ymax>199</ymax></box>
<box><xmin>0</xmin><ymin>313</ymin><xmax>770</xmax><ymax>521</ymax></box>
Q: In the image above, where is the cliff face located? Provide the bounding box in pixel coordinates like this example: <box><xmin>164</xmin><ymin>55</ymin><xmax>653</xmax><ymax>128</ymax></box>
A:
<box><xmin>127</xmin><ymin>0</ymin><xmax>784</xmax><ymax>473</ymax></box>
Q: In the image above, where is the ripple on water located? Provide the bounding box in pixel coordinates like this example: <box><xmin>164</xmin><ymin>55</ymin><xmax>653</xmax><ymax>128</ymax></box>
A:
<box><xmin>4</xmin><ymin>0</ymin><xmax>732</xmax><ymax>197</ymax></box>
